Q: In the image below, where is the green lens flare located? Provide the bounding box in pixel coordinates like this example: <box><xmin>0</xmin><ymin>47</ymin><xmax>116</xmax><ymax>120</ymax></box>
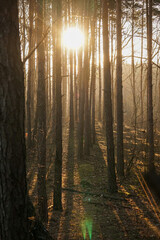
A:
<box><xmin>81</xmin><ymin>218</ymin><xmax>93</xmax><ymax>240</ymax></box>
<box><xmin>81</xmin><ymin>221</ymin><xmax>86</xmax><ymax>240</ymax></box>
<box><xmin>86</xmin><ymin>219</ymin><xmax>93</xmax><ymax>240</ymax></box>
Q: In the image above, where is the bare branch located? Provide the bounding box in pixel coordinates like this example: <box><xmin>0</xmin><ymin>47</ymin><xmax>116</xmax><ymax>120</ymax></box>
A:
<box><xmin>23</xmin><ymin>27</ymin><xmax>50</xmax><ymax>64</ymax></box>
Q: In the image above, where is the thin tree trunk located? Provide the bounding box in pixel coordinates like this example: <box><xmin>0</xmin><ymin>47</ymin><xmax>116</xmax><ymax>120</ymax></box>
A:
<box><xmin>53</xmin><ymin>0</ymin><xmax>63</xmax><ymax>210</ymax></box>
<box><xmin>103</xmin><ymin>0</ymin><xmax>117</xmax><ymax>193</ymax></box>
<box><xmin>37</xmin><ymin>0</ymin><xmax>48</xmax><ymax>223</ymax></box>
<box><xmin>84</xmin><ymin>0</ymin><xmax>90</xmax><ymax>155</ymax></box>
<box><xmin>27</xmin><ymin>0</ymin><xmax>34</xmax><ymax>147</ymax></box>
<box><xmin>44</xmin><ymin>0</ymin><xmax>49</xmax><ymax>122</ymax></box>
<box><xmin>70</xmin><ymin>49</ymin><xmax>74</xmax><ymax>131</ymax></box>
<box><xmin>98</xmin><ymin>4</ymin><xmax>102</xmax><ymax>121</ymax></box>
<box><xmin>31</xmin><ymin>1</ymin><xmax>37</xmax><ymax>140</ymax></box>
<box><xmin>74</xmin><ymin>50</ymin><xmax>78</xmax><ymax>122</ymax></box>
<box><xmin>78</xmin><ymin>34</ymin><xmax>84</xmax><ymax>157</ymax></box>
<box><xmin>22</xmin><ymin>0</ymin><xmax>26</xmax><ymax>62</ymax></box>
<box><xmin>132</xmin><ymin>0</ymin><xmax>137</xmax><ymax>140</ymax></box>
<box><xmin>147</xmin><ymin>0</ymin><xmax>155</xmax><ymax>173</ymax></box>
<box><xmin>32</xmin><ymin>2</ymin><xmax>38</xmax><ymax>144</ymax></box>
<box><xmin>116</xmin><ymin>0</ymin><xmax>124</xmax><ymax>177</ymax></box>
<box><xmin>69</xmin><ymin>2</ymin><xmax>74</xmax><ymax>131</ymax></box>
<box><xmin>91</xmin><ymin>1</ymin><xmax>96</xmax><ymax>144</ymax></box>
<box><xmin>111</xmin><ymin>11</ymin><xmax>114</xmax><ymax>123</ymax></box>
<box><xmin>140</xmin><ymin>0</ymin><xmax>144</xmax><ymax>128</ymax></box>
<box><xmin>52</xmin><ymin>0</ymin><xmax>56</xmax><ymax>141</ymax></box>
<box><xmin>22</xmin><ymin>0</ymin><xmax>27</xmax><ymax>133</ymax></box>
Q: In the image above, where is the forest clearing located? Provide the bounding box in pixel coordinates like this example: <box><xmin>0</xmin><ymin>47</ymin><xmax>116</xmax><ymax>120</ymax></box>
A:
<box><xmin>1</xmin><ymin>0</ymin><xmax>160</xmax><ymax>239</ymax></box>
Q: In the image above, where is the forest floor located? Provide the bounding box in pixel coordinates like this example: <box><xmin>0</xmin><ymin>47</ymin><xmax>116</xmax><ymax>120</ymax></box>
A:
<box><xmin>27</xmin><ymin>121</ymin><xmax>160</xmax><ymax>240</ymax></box>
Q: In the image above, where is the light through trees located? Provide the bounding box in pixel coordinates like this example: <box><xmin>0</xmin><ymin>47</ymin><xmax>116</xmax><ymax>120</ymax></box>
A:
<box><xmin>3</xmin><ymin>0</ymin><xmax>160</xmax><ymax>238</ymax></box>
<box><xmin>62</xmin><ymin>27</ymin><xmax>84</xmax><ymax>50</ymax></box>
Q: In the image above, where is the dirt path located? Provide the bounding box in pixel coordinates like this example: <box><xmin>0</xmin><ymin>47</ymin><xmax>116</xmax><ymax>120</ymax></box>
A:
<box><xmin>27</xmin><ymin>123</ymin><xmax>160</xmax><ymax>240</ymax></box>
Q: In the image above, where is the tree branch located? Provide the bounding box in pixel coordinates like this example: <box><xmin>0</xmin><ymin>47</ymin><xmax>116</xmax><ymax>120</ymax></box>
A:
<box><xmin>23</xmin><ymin>27</ymin><xmax>50</xmax><ymax>64</ymax></box>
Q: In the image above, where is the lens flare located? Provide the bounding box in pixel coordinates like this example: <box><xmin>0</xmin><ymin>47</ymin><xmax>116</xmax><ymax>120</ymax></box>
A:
<box><xmin>81</xmin><ymin>218</ymin><xmax>93</xmax><ymax>240</ymax></box>
<box><xmin>81</xmin><ymin>221</ymin><xmax>87</xmax><ymax>240</ymax></box>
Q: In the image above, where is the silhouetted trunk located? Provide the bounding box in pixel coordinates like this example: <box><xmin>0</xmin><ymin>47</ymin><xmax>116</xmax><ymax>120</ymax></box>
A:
<box><xmin>140</xmin><ymin>0</ymin><xmax>144</xmax><ymax>128</ymax></box>
<box><xmin>77</xmin><ymin>7</ymin><xmax>84</xmax><ymax>158</ymax></box>
<box><xmin>37</xmin><ymin>0</ymin><xmax>48</xmax><ymax>223</ymax></box>
<box><xmin>31</xmin><ymin>2</ymin><xmax>37</xmax><ymax>143</ymax></box>
<box><xmin>78</xmin><ymin>42</ymin><xmax>84</xmax><ymax>158</ymax></box>
<box><xmin>53</xmin><ymin>0</ymin><xmax>63</xmax><ymax>210</ymax></box>
<box><xmin>132</xmin><ymin>0</ymin><xmax>137</xmax><ymax>140</ymax></box>
<box><xmin>74</xmin><ymin>50</ymin><xmax>78</xmax><ymax>122</ymax></box>
<box><xmin>98</xmin><ymin>4</ymin><xmax>102</xmax><ymax>121</ymax></box>
<box><xmin>27</xmin><ymin>0</ymin><xmax>34</xmax><ymax>147</ymax></box>
<box><xmin>91</xmin><ymin>2</ymin><xmax>96</xmax><ymax>144</ymax></box>
<box><xmin>52</xmin><ymin>0</ymin><xmax>56</xmax><ymax>140</ymax></box>
<box><xmin>70</xmin><ymin>50</ymin><xmax>74</xmax><ymax>131</ymax></box>
<box><xmin>84</xmin><ymin>0</ymin><xmax>90</xmax><ymax>155</ymax></box>
<box><xmin>110</xmin><ymin>11</ymin><xmax>114</xmax><ymax>123</ymax></box>
<box><xmin>22</xmin><ymin>0</ymin><xmax>27</xmax><ymax>131</ymax></box>
<box><xmin>69</xmin><ymin>3</ymin><xmax>74</xmax><ymax>132</ymax></box>
<box><xmin>116</xmin><ymin>0</ymin><xmax>124</xmax><ymax>177</ymax></box>
<box><xmin>22</xmin><ymin>0</ymin><xmax>26</xmax><ymax>62</ymax></box>
<box><xmin>147</xmin><ymin>0</ymin><xmax>155</xmax><ymax>173</ymax></box>
<box><xmin>0</xmin><ymin>1</ymin><xmax>28</xmax><ymax>239</ymax></box>
<box><xmin>103</xmin><ymin>0</ymin><xmax>117</xmax><ymax>193</ymax></box>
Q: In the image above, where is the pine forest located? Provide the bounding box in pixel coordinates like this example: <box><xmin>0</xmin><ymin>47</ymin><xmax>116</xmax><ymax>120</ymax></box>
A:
<box><xmin>1</xmin><ymin>0</ymin><xmax>160</xmax><ymax>239</ymax></box>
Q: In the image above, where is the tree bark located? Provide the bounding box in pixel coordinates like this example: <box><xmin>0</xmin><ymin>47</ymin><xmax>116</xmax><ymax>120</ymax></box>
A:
<box><xmin>0</xmin><ymin>1</ymin><xmax>28</xmax><ymax>239</ymax></box>
<box><xmin>37</xmin><ymin>0</ymin><xmax>48</xmax><ymax>223</ymax></box>
<box><xmin>140</xmin><ymin>0</ymin><xmax>144</xmax><ymax>128</ymax></box>
<box><xmin>116</xmin><ymin>0</ymin><xmax>124</xmax><ymax>177</ymax></box>
<box><xmin>52</xmin><ymin>0</ymin><xmax>56</xmax><ymax>142</ymax></box>
<box><xmin>74</xmin><ymin>50</ymin><xmax>78</xmax><ymax>122</ymax></box>
<box><xmin>27</xmin><ymin>0</ymin><xmax>34</xmax><ymax>147</ymax></box>
<box><xmin>53</xmin><ymin>0</ymin><xmax>63</xmax><ymax>210</ymax></box>
<box><xmin>84</xmin><ymin>0</ymin><xmax>90</xmax><ymax>155</ymax></box>
<box><xmin>69</xmin><ymin>49</ymin><xmax>74</xmax><ymax>131</ymax></box>
<box><xmin>103</xmin><ymin>0</ymin><xmax>117</xmax><ymax>193</ymax></box>
<box><xmin>98</xmin><ymin>3</ymin><xmax>102</xmax><ymax>122</ymax></box>
<box><xmin>78</xmin><ymin>37</ymin><xmax>84</xmax><ymax>158</ymax></box>
<box><xmin>147</xmin><ymin>0</ymin><xmax>155</xmax><ymax>173</ymax></box>
<box><xmin>132</xmin><ymin>0</ymin><xmax>137</xmax><ymax>140</ymax></box>
<box><xmin>91</xmin><ymin>1</ymin><xmax>96</xmax><ymax>144</ymax></box>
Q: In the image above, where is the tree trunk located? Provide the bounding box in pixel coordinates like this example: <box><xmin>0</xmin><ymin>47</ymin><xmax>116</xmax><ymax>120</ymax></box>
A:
<box><xmin>31</xmin><ymin>0</ymin><xmax>37</xmax><ymax>142</ymax></box>
<box><xmin>69</xmin><ymin>2</ymin><xmax>74</xmax><ymax>132</ymax></box>
<box><xmin>37</xmin><ymin>0</ymin><xmax>48</xmax><ymax>223</ymax></box>
<box><xmin>52</xmin><ymin>0</ymin><xmax>56</xmax><ymax>142</ymax></box>
<box><xmin>147</xmin><ymin>0</ymin><xmax>155</xmax><ymax>173</ymax></box>
<box><xmin>98</xmin><ymin>3</ymin><xmax>102</xmax><ymax>122</ymax></box>
<box><xmin>27</xmin><ymin>0</ymin><xmax>34</xmax><ymax>147</ymax></box>
<box><xmin>91</xmin><ymin>1</ymin><xmax>96</xmax><ymax>144</ymax></box>
<box><xmin>74</xmin><ymin>50</ymin><xmax>78</xmax><ymax>122</ymax></box>
<box><xmin>53</xmin><ymin>0</ymin><xmax>63</xmax><ymax>210</ymax></box>
<box><xmin>78</xmin><ymin>38</ymin><xmax>84</xmax><ymax>158</ymax></box>
<box><xmin>111</xmin><ymin>11</ymin><xmax>114</xmax><ymax>124</ymax></box>
<box><xmin>70</xmin><ymin>49</ymin><xmax>74</xmax><ymax>131</ymax></box>
<box><xmin>132</xmin><ymin>0</ymin><xmax>137</xmax><ymax>140</ymax></box>
<box><xmin>140</xmin><ymin>0</ymin><xmax>144</xmax><ymax>128</ymax></box>
<box><xmin>84</xmin><ymin>0</ymin><xmax>90</xmax><ymax>155</ymax></box>
<box><xmin>116</xmin><ymin>0</ymin><xmax>124</xmax><ymax>177</ymax></box>
<box><xmin>103</xmin><ymin>0</ymin><xmax>117</xmax><ymax>193</ymax></box>
<box><xmin>0</xmin><ymin>1</ymin><xmax>28</xmax><ymax>239</ymax></box>
<box><xmin>22</xmin><ymin>0</ymin><xmax>27</xmax><ymax>133</ymax></box>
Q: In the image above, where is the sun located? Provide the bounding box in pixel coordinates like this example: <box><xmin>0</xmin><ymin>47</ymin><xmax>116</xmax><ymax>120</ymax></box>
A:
<box><xmin>62</xmin><ymin>27</ymin><xmax>84</xmax><ymax>50</ymax></box>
